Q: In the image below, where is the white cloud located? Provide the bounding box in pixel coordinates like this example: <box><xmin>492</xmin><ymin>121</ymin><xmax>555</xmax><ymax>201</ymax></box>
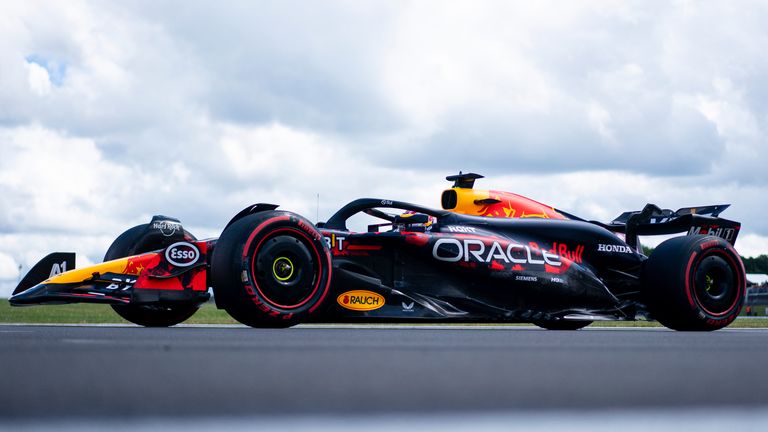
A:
<box><xmin>0</xmin><ymin>253</ymin><xmax>19</xmax><ymax>280</ymax></box>
<box><xmin>587</xmin><ymin>101</ymin><xmax>615</xmax><ymax>145</ymax></box>
<box><xmin>1</xmin><ymin>1</ymin><xmax>768</xmax><ymax>299</ymax></box>
<box><xmin>25</xmin><ymin>61</ymin><xmax>51</xmax><ymax>96</ymax></box>
<box><xmin>735</xmin><ymin>233</ymin><xmax>768</xmax><ymax>259</ymax></box>
<box><xmin>0</xmin><ymin>125</ymin><xmax>144</xmax><ymax>234</ymax></box>
<box><xmin>379</xmin><ymin>2</ymin><xmax>557</xmax><ymax>131</ymax></box>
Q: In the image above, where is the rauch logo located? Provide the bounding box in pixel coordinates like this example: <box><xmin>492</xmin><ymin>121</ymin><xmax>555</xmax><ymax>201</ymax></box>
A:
<box><xmin>337</xmin><ymin>290</ymin><xmax>385</xmax><ymax>311</ymax></box>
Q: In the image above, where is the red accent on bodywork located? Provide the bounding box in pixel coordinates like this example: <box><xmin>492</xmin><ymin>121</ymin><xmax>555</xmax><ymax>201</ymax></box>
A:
<box><xmin>128</xmin><ymin>254</ymin><xmax>184</xmax><ymax>290</ymax></box>
<box><xmin>551</xmin><ymin>243</ymin><xmax>584</xmax><ymax>264</ymax></box>
<box><xmin>123</xmin><ymin>254</ymin><xmax>159</xmax><ymax>275</ymax></box>
<box><xmin>544</xmin><ymin>264</ymin><xmax>561</xmax><ymax>274</ymax></box>
<box><xmin>135</xmin><ymin>276</ymin><xmax>185</xmax><ymax>290</ymax></box>
<box><xmin>544</xmin><ymin>255</ymin><xmax>574</xmax><ymax>274</ymax></box>
<box><xmin>190</xmin><ymin>268</ymin><xmax>208</xmax><ymax>291</ymax></box>
<box><xmin>403</xmin><ymin>232</ymin><xmax>430</xmax><ymax>246</ymax></box>
<box><xmin>477</xmin><ymin>190</ymin><xmax>566</xmax><ymax>219</ymax></box>
<box><xmin>347</xmin><ymin>245</ymin><xmax>383</xmax><ymax>251</ymax></box>
<box><xmin>128</xmin><ymin>241</ymin><xmax>209</xmax><ymax>292</ymax></box>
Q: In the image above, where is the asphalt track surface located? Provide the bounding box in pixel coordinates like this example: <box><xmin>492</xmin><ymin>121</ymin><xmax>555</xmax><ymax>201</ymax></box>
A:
<box><xmin>2</xmin><ymin>324</ymin><xmax>768</xmax><ymax>424</ymax></box>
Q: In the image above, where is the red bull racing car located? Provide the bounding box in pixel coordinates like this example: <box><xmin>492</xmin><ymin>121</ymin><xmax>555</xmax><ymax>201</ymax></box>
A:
<box><xmin>10</xmin><ymin>173</ymin><xmax>746</xmax><ymax>331</ymax></box>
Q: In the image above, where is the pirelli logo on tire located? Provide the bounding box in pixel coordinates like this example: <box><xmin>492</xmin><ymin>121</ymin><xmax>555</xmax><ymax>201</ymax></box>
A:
<box><xmin>337</xmin><ymin>290</ymin><xmax>385</xmax><ymax>311</ymax></box>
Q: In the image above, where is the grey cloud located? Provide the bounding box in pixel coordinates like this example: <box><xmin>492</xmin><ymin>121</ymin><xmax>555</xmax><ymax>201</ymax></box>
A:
<box><xmin>377</xmin><ymin>101</ymin><xmax>723</xmax><ymax>177</ymax></box>
<box><xmin>124</xmin><ymin>0</ymin><xmax>405</xmax><ymax>134</ymax></box>
<box><xmin>1</xmin><ymin>0</ymin><xmax>767</xmax><ymax>271</ymax></box>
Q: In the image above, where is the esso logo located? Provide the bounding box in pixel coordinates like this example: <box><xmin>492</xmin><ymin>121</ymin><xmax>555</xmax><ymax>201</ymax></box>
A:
<box><xmin>165</xmin><ymin>242</ymin><xmax>200</xmax><ymax>267</ymax></box>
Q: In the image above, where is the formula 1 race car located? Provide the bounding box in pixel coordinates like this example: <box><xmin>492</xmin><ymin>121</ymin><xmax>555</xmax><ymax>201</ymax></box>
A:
<box><xmin>10</xmin><ymin>173</ymin><xmax>746</xmax><ymax>331</ymax></box>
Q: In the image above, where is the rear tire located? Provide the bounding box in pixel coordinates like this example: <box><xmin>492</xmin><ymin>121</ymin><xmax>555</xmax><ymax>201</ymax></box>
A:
<box><xmin>210</xmin><ymin>211</ymin><xmax>332</xmax><ymax>328</ymax></box>
<box><xmin>643</xmin><ymin>235</ymin><xmax>745</xmax><ymax>331</ymax></box>
<box><xmin>105</xmin><ymin>224</ymin><xmax>201</xmax><ymax>327</ymax></box>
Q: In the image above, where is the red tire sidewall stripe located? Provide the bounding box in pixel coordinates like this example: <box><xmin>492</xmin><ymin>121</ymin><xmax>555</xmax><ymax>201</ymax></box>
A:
<box><xmin>242</xmin><ymin>215</ymin><xmax>291</xmax><ymax>259</ymax></box>
<box><xmin>684</xmin><ymin>251</ymin><xmax>698</xmax><ymax>310</ymax></box>
<box><xmin>309</xmin><ymin>247</ymin><xmax>332</xmax><ymax>314</ymax></box>
<box><xmin>686</xmin><ymin>243</ymin><xmax>745</xmax><ymax>318</ymax></box>
<box><xmin>241</xmin><ymin>214</ymin><xmax>331</xmax><ymax>313</ymax></box>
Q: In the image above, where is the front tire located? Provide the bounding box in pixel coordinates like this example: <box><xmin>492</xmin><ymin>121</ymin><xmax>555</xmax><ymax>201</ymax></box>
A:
<box><xmin>533</xmin><ymin>320</ymin><xmax>592</xmax><ymax>330</ymax></box>
<box><xmin>211</xmin><ymin>211</ymin><xmax>332</xmax><ymax>328</ymax></box>
<box><xmin>643</xmin><ymin>235</ymin><xmax>745</xmax><ymax>331</ymax></box>
<box><xmin>105</xmin><ymin>224</ymin><xmax>201</xmax><ymax>327</ymax></box>
<box><xmin>110</xmin><ymin>304</ymin><xmax>199</xmax><ymax>328</ymax></box>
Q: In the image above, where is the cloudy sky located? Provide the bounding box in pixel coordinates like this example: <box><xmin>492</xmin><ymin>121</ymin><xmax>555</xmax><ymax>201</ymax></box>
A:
<box><xmin>1</xmin><ymin>0</ymin><xmax>767</xmax><ymax>296</ymax></box>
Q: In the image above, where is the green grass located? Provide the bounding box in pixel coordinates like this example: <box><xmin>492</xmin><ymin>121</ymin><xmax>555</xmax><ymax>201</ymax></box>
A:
<box><xmin>0</xmin><ymin>301</ymin><xmax>238</xmax><ymax>325</ymax></box>
<box><xmin>2</xmin><ymin>300</ymin><xmax>768</xmax><ymax>328</ymax></box>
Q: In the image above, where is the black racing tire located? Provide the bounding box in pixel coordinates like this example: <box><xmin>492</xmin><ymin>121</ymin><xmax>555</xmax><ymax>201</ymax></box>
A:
<box><xmin>105</xmin><ymin>224</ymin><xmax>200</xmax><ymax>327</ymax></box>
<box><xmin>110</xmin><ymin>303</ymin><xmax>200</xmax><ymax>328</ymax></box>
<box><xmin>643</xmin><ymin>235</ymin><xmax>745</xmax><ymax>331</ymax></box>
<box><xmin>210</xmin><ymin>211</ymin><xmax>332</xmax><ymax>328</ymax></box>
<box><xmin>533</xmin><ymin>320</ymin><xmax>592</xmax><ymax>330</ymax></box>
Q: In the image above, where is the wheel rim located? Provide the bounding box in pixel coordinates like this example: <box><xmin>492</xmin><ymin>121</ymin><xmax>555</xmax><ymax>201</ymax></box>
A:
<box><xmin>272</xmin><ymin>256</ymin><xmax>295</xmax><ymax>282</ymax></box>
<box><xmin>692</xmin><ymin>252</ymin><xmax>739</xmax><ymax>317</ymax></box>
<box><xmin>250</xmin><ymin>229</ymin><xmax>320</xmax><ymax>309</ymax></box>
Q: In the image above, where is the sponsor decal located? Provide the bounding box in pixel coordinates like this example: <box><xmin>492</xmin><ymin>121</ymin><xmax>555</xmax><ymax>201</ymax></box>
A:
<box><xmin>49</xmin><ymin>261</ymin><xmax>67</xmax><ymax>278</ymax></box>
<box><xmin>324</xmin><ymin>234</ymin><xmax>347</xmax><ymax>251</ymax></box>
<box><xmin>446</xmin><ymin>225</ymin><xmax>477</xmax><ymax>233</ymax></box>
<box><xmin>165</xmin><ymin>242</ymin><xmax>200</xmax><ymax>267</ymax></box>
<box><xmin>432</xmin><ymin>239</ymin><xmax>561</xmax><ymax>267</ymax></box>
<box><xmin>297</xmin><ymin>219</ymin><xmax>321</xmax><ymax>241</ymax></box>
<box><xmin>550</xmin><ymin>277</ymin><xmax>565</xmax><ymax>284</ymax></box>
<box><xmin>337</xmin><ymin>290</ymin><xmax>385</xmax><ymax>311</ymax></box>
<box><xmin>515</xmin><ymin>275</ymin><xmax>537</xmax><ymax>282</ymax></box>
<box><xmin>597</xmin><ymin>244</ymin><xmax>634</xmax><ymax>254</ymax></box>
<box><xmin>688</xmin><ymin>226</ymin><xmax>736</xmax><ymax>242</ymax></box>
<box><xmin>152</xmin><ymin>220</ymin><xmax>182</xmax><ymax>237</ymax></box>
<box><xmin>699</xmin><ymin>239</ymin><xmax>720</xmax><ymax>250</ymax></box>
<box><xmin>380</xmin><ymin>200</ymin><xmax>393</xmax><ymax>206</ymax></box>
<box><xmin>649</xmin><ymin>217</ymin><xmax>673</xmax><ymax>224</ymax></box>
<box><xmin>550</xmin><ymin>242</ymin><xmax>584</xmax><ymax>263</ymax></box>
<box><xmin>402</xmin><ymin>301</ymin><xmax>415</xmax><ymax>312</ymax></box>
<box><xmin>105</xmin><ymin>277</ymin><xmax>137</xmax><ymax>291</ymax></box>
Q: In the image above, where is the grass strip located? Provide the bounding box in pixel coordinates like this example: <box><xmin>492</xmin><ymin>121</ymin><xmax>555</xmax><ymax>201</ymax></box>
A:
<box><xmin>0</xmin><ymin>301</ymin><xmax>238</xmax><ymax>325</ymax></box>
<box><xmin>2</xmin><ymin>301</ymin><xmax>767</xmax><ymax>328</ymax></box>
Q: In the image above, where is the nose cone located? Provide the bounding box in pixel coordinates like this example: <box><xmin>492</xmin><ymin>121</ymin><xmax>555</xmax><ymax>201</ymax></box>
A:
<box><xmin>9</xmin><ymin>283</ymin><xmax>58</xmax><ymax>306</ymax></box>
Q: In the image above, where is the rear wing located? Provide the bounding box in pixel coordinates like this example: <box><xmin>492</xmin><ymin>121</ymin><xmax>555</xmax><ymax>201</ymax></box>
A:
<box><xmin>605</xmin><ymin>203</ymin><xmax>740</xmax><ymax>249</ymax></box>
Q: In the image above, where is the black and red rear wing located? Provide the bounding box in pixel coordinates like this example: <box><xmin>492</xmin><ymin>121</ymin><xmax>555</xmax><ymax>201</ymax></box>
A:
<box><xmin>606</xmin><ymin>203</ymin><xmax>740</xmax><ymax>248</ymax></box>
